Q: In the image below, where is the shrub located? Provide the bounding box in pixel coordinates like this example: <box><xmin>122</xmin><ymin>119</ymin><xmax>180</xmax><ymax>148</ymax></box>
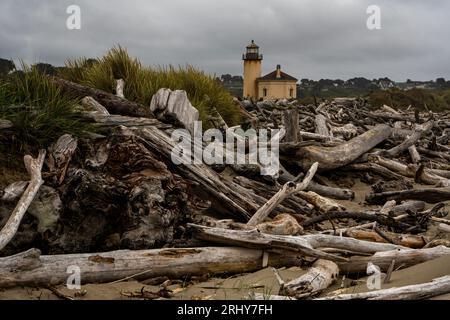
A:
<box><xmin>61</xmin><ymin>46</ymin><xmax>241</xmax><ymax>127</ymax></box>
<box><xmin>0</xmin><ymin>63</ymin><xmax>90</xmax><ymax>151</ymax></box>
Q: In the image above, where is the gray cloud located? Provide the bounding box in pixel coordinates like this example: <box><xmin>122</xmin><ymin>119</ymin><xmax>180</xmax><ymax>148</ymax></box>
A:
<box><xmin>0</xmin><ymin>0</ymin><xmax>449</xmax><ymax>81</ymax></box>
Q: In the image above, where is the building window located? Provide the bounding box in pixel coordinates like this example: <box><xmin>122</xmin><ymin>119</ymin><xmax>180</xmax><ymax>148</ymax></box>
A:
<box><xmin>263</xmin><ymin>88</ymin><xmax>267</xmax><ymax>97</ymax></box>
<box><xmin>289</xmin><ymin>88</ymin><xmax>294</xmax><ymax>97</ymax></box>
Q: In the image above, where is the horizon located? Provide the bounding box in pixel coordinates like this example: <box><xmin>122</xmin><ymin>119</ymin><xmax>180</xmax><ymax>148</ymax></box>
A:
<box><xmin>1</xmin><ymin>0</ymin><xmax>449</xmax><ymax>82</ymax></box>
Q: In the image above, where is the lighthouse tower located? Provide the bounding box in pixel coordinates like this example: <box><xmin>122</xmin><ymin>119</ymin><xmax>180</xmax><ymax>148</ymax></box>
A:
<box><xmin>242</xmin><ymin>40</ymin><xmax>263</xmax><ymax>99</ymax></box>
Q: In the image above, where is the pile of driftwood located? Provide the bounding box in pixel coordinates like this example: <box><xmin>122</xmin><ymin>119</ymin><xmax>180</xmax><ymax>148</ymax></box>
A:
<box><xmin>1</xmin><ymin>77</ymin><xmax>450</xmax><ymax>300</ymax></box>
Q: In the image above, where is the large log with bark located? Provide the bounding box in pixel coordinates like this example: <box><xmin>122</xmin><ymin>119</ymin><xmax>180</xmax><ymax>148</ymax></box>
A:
<box><xmin>0</xmin><ymin>247</ymin><xmax>301</xmax><ymax>288</ymax></box>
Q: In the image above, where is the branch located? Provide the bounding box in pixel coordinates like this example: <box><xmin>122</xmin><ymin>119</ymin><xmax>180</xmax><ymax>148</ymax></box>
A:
<box><xmin>247</xmin><ymin>162</ymin><xmax>318</xmax><ymax>226</ymax></box>
<box><xmin>0</xmin><ymin>150</ymin><xmax>46</xmax><ymax>251</ymax></box>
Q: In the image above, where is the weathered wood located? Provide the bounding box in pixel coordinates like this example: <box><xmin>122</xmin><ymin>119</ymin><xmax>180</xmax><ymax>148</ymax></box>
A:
<box><xmin>295</xmin><ymin>124</ymin><xmax>393</xmax><ymax>171</ymax></box>
<box><xmin>345</xmin><ymin>229</ymin><xmax>427</xmax><ymax>249</ymax></box>
<box><xmin>315</xmin><ymin>114</ymin><xmax>331</xmax><ymax>137</ymax></box>
<box><xmin>188</xmin><ymin>224</ymin><xmax>347</xmax><ymax>262</ymax></box>
<box><xmin>116</xmin><ymin>79</ymin><xmax>125</xmax><ymax>98</ymax></box>
<box><xmin>247</xmin><ymin>162</ymin><xmax>318</xmax><ymax>226</ymax></box>
<box><xmin>51</xmin><ymin>77</ymin><xmax>151</xmax><ymax>117</ymax></box>
<box><xmin>0</xmin><ymin>119</ymin><xmax>13</xmax><ymax>130</ymax></box>
<box><xmin>380</xmin><ymin>121</ymin><xmax>433</xmax><ymax>158</ymax></box>
<box><xmin>367</xmin><ymin>188</ymin><xmax>450</xmax><ymax>204</ymax></box>
<box><xmin>408</xmin><ymin>145</ymin><xmax>421</xmax><ymax>164</ymax></box>
<box><xmin>150</xmin><ymin>88</ymin><xmax>199</xmax><ymax>133</ymax></box>
<box><xmin>0</xmin><ymin>247</ymin><xmax>301</xmax><ymax>288</ymax></box>
<box><xmin>339</xmin><ymin>245</ymin><xmax>450</xmax><ymax>273</ymax></box>
<box><xmin>297</xmin><ymin>191</ymin><xmax>345</xmax><ymax>213</ymax></box>
<box><xmin>280</xmin><ymin>260</ymin><xmax>339</xmax><ymax>298</ymax></box>
<box><xmin>0</xmin><ymin>150</ymin><xmax>46</xmax><ymax>251</ymax></box>
<box><xmin>134</xmin><ymin>126</ymin><xmax>259</xmax><ymax>220</ymax></box>
<box><xmin>189</xmin><ymin>224</ymin><xmax>403</xmax><ymax>259</ymax></box>
<box><xmin>283</xmin><ymin>109</ymin><xmax>300</xmax><ymax>143</ymax></box>
<box><xmin>320</xmin><ymin>275</ymin><xmax>450</xmax><ymax>300</ymax></box>
<box><xmin>81</xmin><ymin>96</ymin><xmax>110</xmax><ymax>115</ymax></box>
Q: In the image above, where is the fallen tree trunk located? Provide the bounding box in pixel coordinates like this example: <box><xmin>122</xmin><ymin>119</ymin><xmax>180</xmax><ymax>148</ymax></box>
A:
<box><xmin>320</xmin><ymin>275</ymin><xmax>450</xmax><ymax>300</ymax></box>
<box><xmin>0</xmin><ymin>150</ymin><xmax>46</xmax><ymax>252</ymax></box>
<box><xmin>51</xmin><ymin>77</ymin><xmax>151</xmax><ymax>118</ymax></box>
<box><xmin>295</xmin><ymin>124</ymin><xmax>393</xmax><ymax>171</ymax></box>
<box><xmin>0</xmin><ymin>119</ymin><xmax>13</xmax><ymax>129</ymax></box>
<box><xmin>345</xmin><ymin>229</ymin><xmax>427</xmax><ymax>249</ymax></box>
<box><xmin>0</xmin><ymin>247</ymin><xmax>301</xmax><ymax>288</ymax></box>
<box><xmin>189</xmin><ymin>224</ymin><xmax>403</xmax><ymax>258</ymax></box>
<box><xmin>366</xmin><ymin>188</ymin><xmax>450</xmax><ymax>204</ymax></box>
<box><xmin>339</xmin><ymin>245</ymin><xmax>450</xmax><ymax>273</ymax></box>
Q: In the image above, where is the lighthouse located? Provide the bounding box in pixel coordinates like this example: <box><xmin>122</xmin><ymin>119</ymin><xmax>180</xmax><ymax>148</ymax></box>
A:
<box><xmin>242</xmin><ymin>40</ymin><xmax>263</xmax><ymax>99</ymax></box>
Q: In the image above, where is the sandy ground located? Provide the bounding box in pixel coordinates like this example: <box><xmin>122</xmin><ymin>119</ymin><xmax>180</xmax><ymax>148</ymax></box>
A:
<box><xmin>0</xmin><ymin>177</ymin><xmax>449</xmax><ymax>300</ymax></box>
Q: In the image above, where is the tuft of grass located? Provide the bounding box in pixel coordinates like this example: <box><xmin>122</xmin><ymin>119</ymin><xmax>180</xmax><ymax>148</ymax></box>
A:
<box><xmin>0</xmin><ymin>63</ymin><xmax>91</xmax><ymax>151</ymax></box>
<box><xmin>62</xmin><ymin>46</ymin><xmax>241</xmax><ymax>127</ymax></box>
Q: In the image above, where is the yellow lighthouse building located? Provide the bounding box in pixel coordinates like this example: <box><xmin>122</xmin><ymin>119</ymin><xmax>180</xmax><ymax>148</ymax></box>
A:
<box><xmin>242</xmin><ymin>40</ymin><xmax>298</xmax><ymax>100</ymax></box>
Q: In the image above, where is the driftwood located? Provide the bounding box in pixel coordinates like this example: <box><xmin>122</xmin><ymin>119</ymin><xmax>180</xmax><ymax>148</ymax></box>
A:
<box><xmin>315</xmin><ymin>114</ymin><xmax>331</xmax><ymax>137</ymax></box>
<box><xmin>189</xmin><ymin>224</ymin><xmax>404</xmax><ymax>258</ymax></box>
<box><xmin>345</xmin><ymin>229</ymin><xmax>427</xmax><ymax>249</ymax></box>
<box><xmin>320</xmin><ymin>275</ymin><xmax>450</xmax><ymax>300</ymax></box>
<box><xmin>283</xmin><ymin>109</ymin><xmax>300</xmax><ymax>143</ymax></box>
<box><xmin>51</xmin><ymin>77</ymin><xmax>151</xmax><ymax>117</ymax></box>
<box><xmin>296</xmin><ymin>191</ymin><xmax>345</xmax><ymax>213</ymax></box>
<box><xmin>0</xmin><ymin>119</ymin><xmax>13</xmax><ymax>129</ymax></box>
<box><xmin>339</xmin><ymin>245</ymin><xmax>450</xmax><ymax>273</ymax></box>
<box><xmin>279</xmin><ymin>260</ymin><xmax>339</xmax><ymax>298</ymax></box>
<box><xmin>115</xmin><ymin>79</ymin><xmax>125</xmax><ymax>98</ymax></box>
<box><xmin>247</xmin><ymin>162</ymin><xmax>318</xmax><ymax>226</ymax></box>
<box><xmin>367</xmin><ymin>188</ymin><xmax>450</xmax><ymax>204</ymax></box>
<box><xmin>0</xmin><ymin>150</ymin><xmax>46</xmax><ymax>251</ymax></box>
<box><xmin>295</xmin><ymin>124</ymin><xmax>392</xmax><ymax>171</ymax></box>
<box><xmin>0</xmin><ymin>247</ymin><xmax>301</xmax><ymax>288</ymax></box>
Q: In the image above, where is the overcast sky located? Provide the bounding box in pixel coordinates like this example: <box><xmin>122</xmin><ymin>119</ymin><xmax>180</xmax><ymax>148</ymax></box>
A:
<box><xmin>1</xmin><ymin>0</ymin><xmax>449</xmax><ymax>81</ymax></box>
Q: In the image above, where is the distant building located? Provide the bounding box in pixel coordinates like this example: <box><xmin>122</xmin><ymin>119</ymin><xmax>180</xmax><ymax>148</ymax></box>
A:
<box><xmin>242</xmin><ymin>40</ymin><xmax>298</xmax><ymax>100</ymax></box>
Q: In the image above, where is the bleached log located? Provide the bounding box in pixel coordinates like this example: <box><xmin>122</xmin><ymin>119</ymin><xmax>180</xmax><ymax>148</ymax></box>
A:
<box><xmin>0</xmin><ymin>119</ymin><xmax>13</xmax><ymax>129</ymax></box>
<box><xmin>1</xmin><ymin>181</ymin><xmax>28</xmax><ymax>202</ymax></box>
<box><xmin>408</xmin><ymin>145</ymin><xmax>421</xmax><ymax>164</ymax></box>
<box><xmin>280</xmin><ymin>260</ymin><xmax>339</xmax><ymax>298</ymax></box>
<box><xmin>0</xmin><ymin>247</ymin><xmax>301</xmax><ymax>288</ymax></box>
<box><xmin>320</xmin><ymin>275</ymin><xmax>450</xmax><ymax>300</ymax></box>
<box><xmin>381</xmin><ymin>105</ymin><xmax>400</xmax><ymax>114</ymax></box>
<box><xmin>380</xmin><ymin>121</ymin><xmax>433</xmax><ymax>158</ymax></box>
<box><xmin>116</xmin><ymin>79</ymin><xmax>125</xmax><ymax>98</ymax></box>
<box><xmin>0</xmin><ymin>150</ymin><xmax>46</xmax><ymax>251</ymax></box>
<box><xmin>190</xmin><ymin>224</ymin><xmax>403</xmax><ymax>259</ymax></box>
<box><xmin>297</xmin><ymin>191</ymin><xmax>345</xmax><ymax>213</ymax></box>
<box><xmin>339</xmin><ymin>245</ymin><xmax>450</xmax><ymax>273</ymax></box>
<box><xmin>81</xmin><ymin>96</ymin><xmax>110</xmax><ymax>115</ymax></box>
<box><xmin>150</xmin><ymin>88</ymin><xmax>199</xmax><ymax>133</ymax></box>
<box><xmin>372</xmin><ymin>156</ymin><xmax>450</xmax><ymax>186</ymax></box>
<box><xmin>315</xmin><ymin>114</ymin><xmax>331</xmax><ymax>137</ymax></box>
<box><xmin>296</xmin><ymin>124</ymin><xmax>392</xmax><ymax>171</ymax></box>
<box><xmin>247</xmin><ymin>162</ymin><xmax>318</xmax><ymax>226</ymax></box>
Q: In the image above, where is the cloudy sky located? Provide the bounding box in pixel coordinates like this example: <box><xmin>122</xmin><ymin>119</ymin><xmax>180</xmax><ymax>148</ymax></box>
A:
<box><xmin>1</xmin><ymin>0</ymin><xmax>449</xmax><ymax>81</ymax></box>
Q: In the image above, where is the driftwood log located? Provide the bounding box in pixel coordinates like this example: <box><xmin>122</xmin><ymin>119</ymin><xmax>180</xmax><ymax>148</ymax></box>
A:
<box><xmin>320</xmin><ymin>275</ymin><xmax>450</xmax><ymax>300</ymax></box>
<box><xmin>0</xmin><ymin>150</ymin><xmax>46</xmax><ymax>252</ymax></box>
<box><xmin>0</xmin><ymin>247</ymin><xmax>301</xmax><ymax>288</ymax></box>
